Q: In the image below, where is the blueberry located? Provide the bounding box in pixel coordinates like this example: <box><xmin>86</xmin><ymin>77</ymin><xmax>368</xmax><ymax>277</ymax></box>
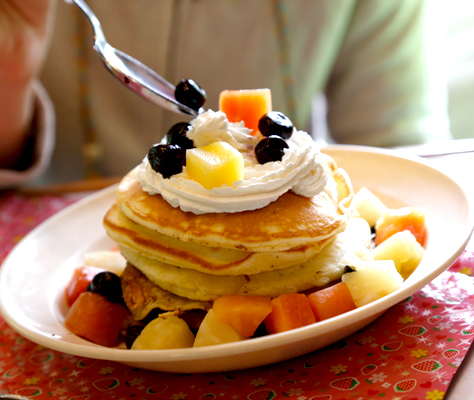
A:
<box><xmin>148</xmin><ymin>144</ymin><xmax>186</xmax><ymax>178</ymax></box>
<box><xmin>255</xmin><ymin>135</ymin><xmax>289</xmax><ymax>164</ymax></box>
<box><xmin>180</xmin><ymin>309</ymin><xmax>207</xmax><ymax>334</ymax></box>
<box><xmin>175</xmin><ymin>79</ymin><xmax>206</xmax><ymax>112</ymax></box>
<box><xmin>343</xmin><ymin>265</ymin><xmax>356</xmax><ymax>274</ymax></box>
<box><xmin>258</xmin><ymin>111</ymin><xmax>293</xmax><ymax>139</ymax></box>
<box><xmin>142</xmin><ymin>308</ymin><xmax>166</xmax><ymax>325</ymax></box>
<box><xmin>370</xmin><ymin>226</ymin><xmax>376</xmax><ymax>241</ymax></box>
<box><xmin>166</xmin><ymin>122</ymin><xmax>194</xmax><ymax>150</ymax></box>
<box><xmin>125</xmin><ymin>325</ymin><xmax>144</xmax><ymax>349</ymax></box>
<box><xmin>252</xmin><ymin>322</ymin><xmax>268</xmax><ymax>338</ymax></box>
<box><xmin>86</xmin><ymin>271</ymin><xmax>123</xmax><ymax>304</ymax></box>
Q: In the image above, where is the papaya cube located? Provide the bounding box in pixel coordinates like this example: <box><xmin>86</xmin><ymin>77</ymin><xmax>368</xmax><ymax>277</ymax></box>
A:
<box><xmin>375</xmin><ymin>207</ymin><xmax>427</xmax><ymax>247</ymax></box>
<box><xmin>193</xmin><ymin>309</ymin><xmax>246</xmax><ymax>347</ymax></box>
<box><xmin>264</xmin><ymin>293</ymin><xmax>316</xmax><ymax>334</ymax></box>
<box><xmin>186</xmin><ymin>141</ymin><xmax>244</xmax><ymax>190</ymax></box>
<box><xmin>213</xmin><ymin>295</ymin><xmax>272</xmax><ymax>338</ymax></box>
<box><xmin>64</xmin><ymin>292</ymin><xmax>129</xmax><ymax>347</ymax></box>
<box><xmin>308</xmin><ymin>282</ymin><xmax>356</xmax><ymax>321</ymax></box>
<box><xmin>65</xmin><ymin>266</ymin><xmax>103</xmax><ymax>307</ymax></box>
<box><xmin>219</xmin><ymin>89</ymin><xmax>272</xmax><ymax>134</ymax></box>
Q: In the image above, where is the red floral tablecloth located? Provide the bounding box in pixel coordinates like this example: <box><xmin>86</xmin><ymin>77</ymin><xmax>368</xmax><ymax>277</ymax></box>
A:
<box><xmin>0</xmin><ymin>191</ymin><xmax>473</xmax><ymax>400</ymax></box>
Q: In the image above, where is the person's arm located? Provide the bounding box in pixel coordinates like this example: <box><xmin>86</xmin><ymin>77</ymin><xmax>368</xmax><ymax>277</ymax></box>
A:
<box><xmin>325</xmin><ymin>0</ymin><xmax>450</xmax><ymax>147</ymax></box>
<box><xmin>0</xmin><ymin>80</ymin><xmax>55</xmax><ymax>188</ymax></box>
<box><xmin>0</xmin><ymin>0</ymin><xmax>57</xmax><ymax>174</ymax></box>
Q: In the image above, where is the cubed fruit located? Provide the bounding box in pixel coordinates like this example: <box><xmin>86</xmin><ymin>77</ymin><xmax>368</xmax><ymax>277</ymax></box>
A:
<box><xmin>333</xmin><ymin>168</ymin><xmax>353</xmax><ymax>204</ymax></box>
<box><xmin>193</xmin><ymin>309</ymin><xmax>246</xmax><ymax>347</ymax></box>
<box><xmin>83</xmin><ymin>250</ymin><xmax>127</xmax><ymax>276</ymax></box>
<box><xmin>375</xmin><ymin>207</ymin><xmax>427</xmax><ymax>247</ymax></box>
<box><xmin>186</xmin><ymin>141</ymin><xmax>244</xmax><ymax>190</ymax></box>
<box><xmin>131</xmin><ymin>316</ymin><xmax>194</xmax><ymax>350</ymax></box>
<box><xmin>372</xmin><ymin>230</ymin><xmax>425</xmax><ymax>280</ymax></box>
<box><xmin>341</xmin><ymin>260</ymin><xmax>403</xmax><ymax>307</ymax></box>
<box><xmin>308</xmin><ymin>282</ymin><xmax>356</xmax><ymax>321</ymax></box>
<box><xmin>351</xmin><ymin>187</ymin><xmax>388</xmax><ymax>227</ymax></box>
<box><xmin>264</xmin><ymin>293</ymin><xmax>316</xmax><ymax>335</ymax></box>
<box><xmin>64</xmin><ymin>292</ymin><xmax>129</xmax><ymax>347</ymax></box>
<box><xmin>65</xmin><ymin>266</ymin><xmax>103</xmax><ymax>307</ymax></box>
<box><xmin>213</xmin><ymin>295</ymin><xmax>272</xmax><ymax>338</ymax></box>
<box><xmin>219</xmin><ymin>89</ymin><xmax>272</xmax><ymax>134</ymax></box>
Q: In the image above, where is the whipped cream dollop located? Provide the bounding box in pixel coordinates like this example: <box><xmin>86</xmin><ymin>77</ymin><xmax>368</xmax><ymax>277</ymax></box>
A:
<box><xmin>139</xmin><ymin>110</ymin><xmax>328</xmax><ymax>214</ymax></box>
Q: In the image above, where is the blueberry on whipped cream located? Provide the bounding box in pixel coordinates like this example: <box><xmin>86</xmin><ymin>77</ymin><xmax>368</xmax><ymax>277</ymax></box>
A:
<box><xmin>139</xmin><ymin>110</ymin><xmax>328</xmax><ymax>214</ymax></box>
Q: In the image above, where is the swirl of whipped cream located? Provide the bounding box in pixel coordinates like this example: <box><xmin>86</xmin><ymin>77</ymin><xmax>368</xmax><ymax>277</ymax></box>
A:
<box><xmin>187</xmin><ymin>110</ymin><xmax>258</xmax><ymax>151</ymax></box>
<box><xmin>139</xmin><ymin>110</ymin><xmax>328</xmax><ymax>214</ymax></box>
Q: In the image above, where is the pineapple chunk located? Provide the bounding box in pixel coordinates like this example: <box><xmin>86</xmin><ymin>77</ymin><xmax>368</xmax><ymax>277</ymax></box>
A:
<box><xmin>83</xmin><ymin>251</ymin><xmax>126</xmax><ymax>276</ymax></box>
<box><xmin>193</xmin><ymin>309</ymin><xmax>245</xmax><ymax>347</ymax></box>
<box><xmin>131</xmin><ymin>316</ymin><xmax>194</xmax><ymax>350</ymax></box>
<box><xmin>341</xmin><ymin>260</ymin><xmax>403</xmax><ymax>307</ymax></box>
<box><xmin>351</xmin><ymin>187</ymin><xmax>388</xmax><ymax>227</ymax></box>
<box><xmin>372</xmin><ymin>230</ymin><xmax>424</xmax><ymax>280</ymax></box>
<box><xmin>186</xmin><ymin>141</ymin><xmax>244</xmax><ymax>190</ymax></box>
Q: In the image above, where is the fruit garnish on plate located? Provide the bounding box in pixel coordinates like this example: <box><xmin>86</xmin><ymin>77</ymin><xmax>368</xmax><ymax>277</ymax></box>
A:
<box><xmin>255</xmin><ymin>135</ymin><xmax>289</xmax><ymax>164</ymax></box>
<box><xmin>375</xmin><ymin>207</ymin><xmax>427</xmax><ymax>247</ymax></box>
<box><xmin>62</xmin><ymin>87</ymin><xmax>427</xmax><ymax>351</ymax></box>
<box><xmin>219</xmin><ymin>88</ymin><xmax>272</xmax><ymax>134</ymax></box>
<box><xmin>186</xmin><ymin>141</ymin><xmax>244</xmax><ymax>190</ymax></box>
<box><xmin>258</xmin><ymin>111</ymin><xmax>294</xmax><ymax>139</ymax></box>
<box><xmin>175</xmin><ymin>79</ymin><xmax>207</xmax><ymax>112</ymax></box>
<box><xmin>147</xmin><ymin>144</ymin><xmax>186</xmax><ymax>178</ymax></box>
<box><xmin>166</xmin><ymin>122</ymin><xmax>194</xmax><ymax>150</ymax></box>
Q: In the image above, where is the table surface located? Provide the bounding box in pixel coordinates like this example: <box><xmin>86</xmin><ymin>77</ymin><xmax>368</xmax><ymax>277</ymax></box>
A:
<box><xmin>1</xmin><ymin>140</ymin><xmax>474</xmax><ymax>400</ymax></box>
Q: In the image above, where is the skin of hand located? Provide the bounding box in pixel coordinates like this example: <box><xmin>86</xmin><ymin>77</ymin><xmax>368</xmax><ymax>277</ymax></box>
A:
<box><xmin>0</xmin><ymin>0</ymin><xmax>57</xmax><ymax>168</ymax></box>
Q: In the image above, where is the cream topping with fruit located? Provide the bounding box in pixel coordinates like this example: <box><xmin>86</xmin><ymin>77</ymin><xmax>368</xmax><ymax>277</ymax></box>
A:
<box><xmin>138</xmin><ymin>110</ymin><xmax>328</xmax><ymax>214</ymax></box>
<box><xmin>186</xmin><ymin>110</ymin><xmax>258</xmax><ymax>152</ymax></box>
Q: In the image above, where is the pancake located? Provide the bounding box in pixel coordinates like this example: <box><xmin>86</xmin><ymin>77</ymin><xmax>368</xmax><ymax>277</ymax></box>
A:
<box><xmin>119</xmin><ymin>217</ymin><xmax>372</xmax><ymax>301</ymax></box>
<box><xmin>121</xmin><ymin>263</ymin><xmax>211</xmax><ymax>320</ymax></box>
<box><xmin>104</xmin><ymin>204</ymin><xmax>334</xmax><ymax>276</ymax></box>
<box><xmin>108</xmin><ymin>149</ymin><xmax>358</xmax><ymax>320</ymax></box>
<box><xmin>115</xmin><ymin>161</ymin><xmax>351</xmax><ymax>252</ymax></box>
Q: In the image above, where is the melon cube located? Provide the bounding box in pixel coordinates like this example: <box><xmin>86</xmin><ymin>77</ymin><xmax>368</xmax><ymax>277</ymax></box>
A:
<box><xmin>372</xmin><ymin>230</ymin><xmax>424</xmax><ymax>280</ymax></box>
<box><xmin>193</xmin><ymin>309</ymin><xmax>246</xmax><ymax>347</ymax></box>
<box><xmin>131</xmin><ymin>316</ymin><xmax>194</xmax><ymax>350</ymax></box>
<box><xmin>219</xmin><ymin>88</ymin><xmax>272</xmax><ymax>134</ymax></box>
<box><xmin>341</xmin><ymin>260</ymin><xmax>403</xmax><ymax>307</ymax></box>
<box><xmin>351</xmin><ymin>187</ymin><xmax>388</xmax><ymax>227</ymax></box>
<box><xmin>186</xmin><ymin>141</ymin><xmax>244</xmax><ymax>190</ymax></box>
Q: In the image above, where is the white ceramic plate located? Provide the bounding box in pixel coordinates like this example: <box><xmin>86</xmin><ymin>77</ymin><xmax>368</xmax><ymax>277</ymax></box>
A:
<box><xmin>1</xmin><ymin>146</ymin><xmax>472</xmax><ymax>373</ymax></box>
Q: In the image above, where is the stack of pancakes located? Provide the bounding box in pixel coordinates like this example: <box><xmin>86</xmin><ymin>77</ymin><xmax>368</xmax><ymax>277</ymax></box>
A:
<box><xmin>103</xmin><ymin>154</ymin><xmax>368</xmax><ymax>322</ymax></box>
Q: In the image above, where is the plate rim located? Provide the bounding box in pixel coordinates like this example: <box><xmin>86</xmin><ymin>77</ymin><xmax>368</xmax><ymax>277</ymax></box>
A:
<box><xmin>1</xmin><ymin>145</ymin><xmax>473</xmax><ymax>369</ymax></box>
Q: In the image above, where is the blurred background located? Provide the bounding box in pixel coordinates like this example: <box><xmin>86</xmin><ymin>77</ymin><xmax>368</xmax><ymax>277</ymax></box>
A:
<box><xmin>446</xmin><ymin>0</ymin><xmax>474</xmax><ymax>140</ymax></box>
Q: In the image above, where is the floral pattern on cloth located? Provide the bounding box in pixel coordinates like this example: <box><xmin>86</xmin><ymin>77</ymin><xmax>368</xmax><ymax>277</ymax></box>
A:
<box><xmin>0</xmin><ymin>192</ymin><xmax>77</xmax><ymax>262</ymax></box>
<box><xmin>0</xmin><ymin>191</ymin><xmax>473</xmax><ymax>400</ymax></box>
